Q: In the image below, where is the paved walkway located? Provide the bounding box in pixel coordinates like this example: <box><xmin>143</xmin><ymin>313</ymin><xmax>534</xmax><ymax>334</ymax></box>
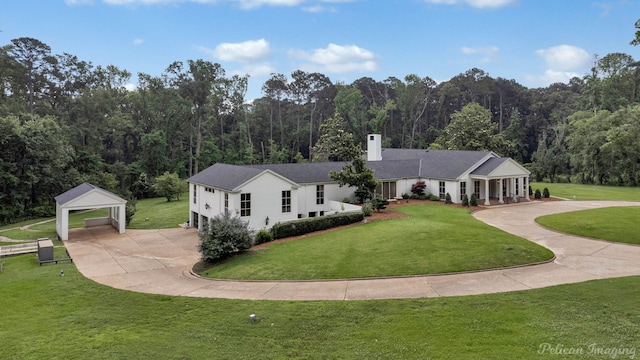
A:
<box><xmin>64</xmin><ymin>200</ymin><xmax>640</xmax><ymax>300</ymax></box>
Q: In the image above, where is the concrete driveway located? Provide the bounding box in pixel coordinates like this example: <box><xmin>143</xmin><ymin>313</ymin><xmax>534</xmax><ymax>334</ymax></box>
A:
<box><xmin>64</xmin><ymin>200</ymin><xmax>640</xmax><ymax>300</ymax></box>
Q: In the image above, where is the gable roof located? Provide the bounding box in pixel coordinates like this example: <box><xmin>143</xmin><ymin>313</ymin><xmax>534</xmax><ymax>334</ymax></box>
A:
<box><xmin>471</xmin><ymin>157</ymin><xmax>531</xmax><ymax>177</ymax></box>
<box><xmin>379</xmin><ymin>149</ymin><xmax>494</xmax><ymax>180</ymax></box>
<box><xmin>470</xmin><ymin>157</ymin><xmax>509</xmax><ymax>176</ymax></box>
<box><xmin>188</xmin><ymin>163</ymin><xmax>264</xmax><ymax>191</ymax></box>
<box><xmin>54</xmin><ymin>182</ymin><xmax>126</xmax><ymax>206</ymax></box>
<box><xmin>246</xmin><ymin>162</ymin><xmax>345</xmax><ymax>184</ymax></box>
<box><xmin>189</xmin><ymin>149</ymin><xmax>523</xmax><ymax>189</ymax></box>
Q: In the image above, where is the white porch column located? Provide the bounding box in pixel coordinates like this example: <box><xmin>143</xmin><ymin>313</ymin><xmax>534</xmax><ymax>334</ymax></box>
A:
<box><xmin>484</xmin><ymin>180</ymin><xmax>490</xmax><ymax>206</ymax></box>
<box><xmin>510</xmin><ymin>177</ymin><xmax>515</xmax><ymax>200</ymax></box>
<box><xmin>118</xmin><ymin>204</ymin><xmax>126</xmax><ymax>234</ymax></box>
<box><xmin>525</xmin><ymin>177</ymin><xmax>530</xmax><ymax>201</ymax></box>
<box><xmin>498</xmin><ymin>178</ymin><xmax>504</xmax><ymax>204</ymax></box>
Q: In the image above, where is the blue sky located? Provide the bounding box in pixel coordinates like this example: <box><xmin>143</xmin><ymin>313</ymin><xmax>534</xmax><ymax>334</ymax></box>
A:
<box><xmin>2</xmin><ymin>0</ymin><xmax>640</xmax><ymax>99</ymax></box>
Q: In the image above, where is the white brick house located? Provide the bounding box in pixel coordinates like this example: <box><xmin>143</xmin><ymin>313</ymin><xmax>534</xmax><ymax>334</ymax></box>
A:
<box><xmin>187</xmin><ymin>135</ymin><xmax>530</xmax><ymax>231</ymax></box>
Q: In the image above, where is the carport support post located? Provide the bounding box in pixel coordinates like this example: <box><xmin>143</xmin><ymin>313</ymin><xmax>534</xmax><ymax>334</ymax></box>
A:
<box><xmin>118</xmin><ymin>204</ymin><xmax>126</xmax><ymax>234</ymax></box>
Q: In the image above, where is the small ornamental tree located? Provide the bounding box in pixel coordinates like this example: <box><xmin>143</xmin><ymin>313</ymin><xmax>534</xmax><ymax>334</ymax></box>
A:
<box><xmin>445</xmin><ymin>192</ymin><xmax>452</xmax><ymax>204</ymax></box>
<box><xmin>470</xmin><ymin>193</ymin><xmax>478</xmax><ymax>206</ymax></box>
<box><xmin>534</xmin><ymin>189</ymin><xmax>542</xmax><ymax>199</ymax></box>
<box><xmin>198</xmin><ymin>211</ymin><xmax>254</xmax><ymax>262</ymax></box>
<box><xmin>411</xmin><ymin>181</ymin><xmax>426</xmax><ymax>197</ymax></box>
<box><xmin>528</xmin><ymin>185</ymin><xmax>533</xmax><ymax>197</ymax></box>
<box><xmin>330</xmin><ymin>157</ymin><xmax>378</xmax><ymax>204</ymax></box>
<box><xmin>462</xmin><ymin>194</ymin><xmax>469</xmax><ymax>207</ymax></box>
<box><xmin>153</xmin><ymin>171</ymin><xmax>187</xmax><ymax>202</ymax></box>
<box><xmin>543</xmin><ymin>187</ymin><xmax>550</xmax><ymax>198</ymax></box>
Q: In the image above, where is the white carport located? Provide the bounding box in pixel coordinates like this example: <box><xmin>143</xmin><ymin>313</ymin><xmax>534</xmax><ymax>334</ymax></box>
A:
<box><xmin>55</xmin><ymin>183</ymin><xmax>127</xmax><ymax>241</ymax></box>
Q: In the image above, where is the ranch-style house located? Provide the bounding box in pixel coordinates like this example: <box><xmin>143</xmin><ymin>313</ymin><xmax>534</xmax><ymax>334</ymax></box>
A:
<box><xmin>187</xmin><ymin>134</ymin><xmax>531</xmax><ymax>231</ymax></box>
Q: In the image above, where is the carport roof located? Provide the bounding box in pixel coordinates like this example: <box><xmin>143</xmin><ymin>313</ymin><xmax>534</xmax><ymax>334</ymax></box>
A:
<box><xmin>55</xmin><ymin>182</ymin><xmax>126</xmax><ymax>206</ymax></box>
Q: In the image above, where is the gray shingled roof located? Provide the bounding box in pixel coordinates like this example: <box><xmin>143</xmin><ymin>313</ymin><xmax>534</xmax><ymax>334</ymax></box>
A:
<box><xmin>470</xmin><ymin>157</ymin><xmax>509</xmax><ymax>176</ymax></box>
<box><xmin>190</xmin><ymin>149</ymin><xmax>499</xmax><ymax>188</ymax></box>
<box><xmin>187</xmin><ymin>163</ymin><xmax>265</xmax><ymax>191</ymax></box>
<box><xmin>54</xmin><ymin>182</ymin><xmax>125</xmax><ymax>205</ymax></box>
<box><xmin>247</xmin><ymin>162</ymin><xmax>345</xmax><ymax>184</ymax></box>
<box><xmin>417</xmin><ymin>150</ymin><xmax>493</xmax><ymax>180</ymax></box>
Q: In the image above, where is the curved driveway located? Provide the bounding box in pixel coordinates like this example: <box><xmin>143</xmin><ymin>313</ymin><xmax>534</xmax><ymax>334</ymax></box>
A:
<box><xmin>65</xmin><ymin>200</ymin><xmax>640</xmax><ymax>300</ymax></box>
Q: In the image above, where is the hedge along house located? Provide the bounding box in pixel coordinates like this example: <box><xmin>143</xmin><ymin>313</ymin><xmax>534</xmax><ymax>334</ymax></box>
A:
<box><xmin>187</xmin><ymin>134</ymin><xmax>530</xmax><ymax>231</ymax></box>
<box><xmin>55</xmin><ymin>183</ymin><xmax>127</xmax><ymax>241</ymax></box>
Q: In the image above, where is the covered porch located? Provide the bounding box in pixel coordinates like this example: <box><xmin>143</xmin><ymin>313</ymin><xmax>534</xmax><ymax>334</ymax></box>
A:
<box><xmin>469</xmin><ymin>157</ymin><xmax>531</xmax><ymax>206</ymax></box>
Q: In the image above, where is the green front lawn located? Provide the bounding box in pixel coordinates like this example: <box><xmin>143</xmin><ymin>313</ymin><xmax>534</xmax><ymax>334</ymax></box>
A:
<box><xmin>201</xmin><ymin>204</ymin><xmax>554</xmax><ymax>280</ymax></box>
<box><xmin>1</xmin><ymin>253</ymin><xmax>638</xmax><ymax>359</ymax></box>
<box><xmin>127</xmin><ymin>193</ymin><xmax>189</xmax><ymax>229</ymax></box>
<box><xmin>531</xmin><ymin>182</ymin><xmax>640</xmax><ymax>201</ymax></box>
<box><xmin>536</xmin><ymin>206</ymin><xmax>640</xmax><ymax>245</ymax></box>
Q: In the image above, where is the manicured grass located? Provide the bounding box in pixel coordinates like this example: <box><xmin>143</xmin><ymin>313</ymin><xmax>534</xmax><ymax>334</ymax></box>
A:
<box><xmin>1</xmin><ymin>253</ymin><xmax>638</xmax><ymax>359</ymax></box>
<box><xmin>126</xmin><ymin>193</ymin><xmax>189</xmax><ymax>229</ymax></box>
<box><xmin>201</xmin><ymin>204</ymin><xmax>554</xmax><ymax>280</ymax></box>
<box><xmin>531</xmin><ymin>182</ymin><xmax>640</xmax><ymax>201</ymax></box>
<box><xmin>536</xmin><ymin>206</ymin><xmax>640</xmax><ymax>245</ymax></box>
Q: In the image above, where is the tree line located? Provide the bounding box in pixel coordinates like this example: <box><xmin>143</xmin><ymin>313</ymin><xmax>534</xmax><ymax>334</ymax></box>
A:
<box><xmin>1</xmin><ymin>22</ymin><xmax>640</xmax><ymax>224</ymax></box>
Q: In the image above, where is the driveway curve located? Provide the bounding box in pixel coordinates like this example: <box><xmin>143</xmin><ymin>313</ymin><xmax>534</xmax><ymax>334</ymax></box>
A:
<box><xmin>64</xmin><ymin>200</ymin><xmax>640</xmax><ymax>300</ymax></box>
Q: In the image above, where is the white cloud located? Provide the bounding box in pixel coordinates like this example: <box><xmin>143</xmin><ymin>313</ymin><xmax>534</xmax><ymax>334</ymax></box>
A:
<box><xmin>461</xmin><ymin>46</ymin><xmax>499</xmax><ymax>63</ymax></box>
<box><xmin>524</xmin><ymin>70</ymin><xmax>582</xmax><ymax>87</ymax></box>
<box><xmin>234</xmin><ymin>0</ymin><xmax>305</xmax><ymax>9</ymax></box>
<box><xmin>535</xmin><ymin>44</ymin><xmax>590</xmax><ymax>71</ymax></box>
<box><xmin>133</xmin><ymin>38</ymin><xmax>144</xmax><ymax>45</ymax></box>
<box><xmin>289</xmin><ymin>43</ymin><xmax>379</xmax><ymax>73</ymax></box>
<box><xmin>525</xmin><ymin>45</ymin><xmax>591</xmax><ymax>87</ymax></box>
<box><xmin>93</xmin><ymin>0</ymin><xmax>357</xmax><ymax>9</ymax></box>
<box><xmin>124</xmin><ymin>83</ymin><xmax>137</xmax><ymax>91</ymax></box>
<box><xmin>302</xmin><ymin>5</ymin><xmax>336</xmax><ymax>12</ymax></box>
<box><xmin>425</xmin><ymin>0</ymin><xmax>514</xmax><ymax>9</ymax></box>
<box><xmin>199</xmin><ymin>39</ymin><xmax>271</xmax><ymax>63</ymax></box>
<box><xmin>461</xmin><ymin>46</ymin><xmax>498</xmax><ymax>56</ymax></box>
<box><xmin>65</xmin><ymin>0</ymin><xmax>94</xmax><ymax>4</ymax></box>
<box><xmin>236</xmin><ymin>63</ymin><xmax>276</xmax><ymax>77</ymax></box>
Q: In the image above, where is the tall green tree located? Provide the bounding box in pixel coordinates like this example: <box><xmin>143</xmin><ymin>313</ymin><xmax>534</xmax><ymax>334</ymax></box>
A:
<box><xmin>435</xmin><ymin>102</ymin><xmax>499</xmax><ymax>151</ymax></box>
<box><xmin>311</xmin><ymin>114</ymin><xmax>363</xmax><ymax>162</ymax></box>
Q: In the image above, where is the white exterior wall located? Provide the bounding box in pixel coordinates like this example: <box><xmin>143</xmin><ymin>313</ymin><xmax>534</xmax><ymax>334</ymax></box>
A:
<box><xmin>190</xmin><ymin>173</ymin><xmax>299</xmax><ymax>231</ymax></box>
<box><xmin>296</xmin><ymin>183</ymin><xmax>355</xmax><ymax>218</ymax></box>
<box><xmin>239</xmin><ymin>173</ymin><xmax>298</xmax><ymax>230</ymax></box>
<box><xmin>395</xmin><ymin>178</ymin><xmax>415</xmax><ymax>198</ymax></box>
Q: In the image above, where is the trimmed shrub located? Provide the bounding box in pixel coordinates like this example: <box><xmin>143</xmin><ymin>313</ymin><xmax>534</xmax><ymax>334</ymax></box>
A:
<box><xmin>528</xmin><ymin>185</ymin><xmax>533</xmax><ymax>196</ymax></box>
<box><xmin>270</xmin><ymin>212</ymin><xmax>365</xmax><ymax>240</ymax></box>
<box><xmin>411</xmin><ymin>181</ymin><xmax>426</xmax><ymax>197</ymax></box>
<box><xmin>470</xmin><ymin>193</ymin><xmax>478</xmax><ymax>206</ymax></box>
<box><xmin>445</xmin><ymin>193</ymin><xmax>452</xmax><ymax>204</ymax></box>
<box><xmin>543</xmin><ymin>187</ymin><xmax>550</xmax><ymax>198</ymax></box>
<box><xmin>361</xmin><ymin>202</ymin><xmax>373</xmax><ymax>217</ymax></box>
<box><xmin>371</xmin><ymin>197</ymin><xmax>389</xmax><ymax>211</ymax></box>
<box><xmin>534</xmin><ymin>189</ymin><xmax>542</xmax><ymax>199</ymax></box>
<box><xmin>254</xmin><ymin>229</ymin><xmax>273</xmax><ymax>245</ymax></box>
<box><xmin>462</xmin><ymin>194</ymin><xmax>469</xmax><ymax>207</ymax></box>
<box><xmin>198</xmin><ymin>211</ymin><xmax>254</xmax><ymax>262</ymax></box>
<box><xmin>428</xmin><ymin>194</ymin><xmax>440</xmax><ymax>201</ymax></box>
<box><xmin>402</xmin><ymin>193</ymin><xmax>410</xmax><ymax>200</ymax></box>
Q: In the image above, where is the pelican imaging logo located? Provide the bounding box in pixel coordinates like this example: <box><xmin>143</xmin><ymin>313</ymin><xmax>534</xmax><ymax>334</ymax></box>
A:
<box><xmin>538</xmin><ymin>343</ymin><xmax>637</xmax><ymax>359</ymax></box>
